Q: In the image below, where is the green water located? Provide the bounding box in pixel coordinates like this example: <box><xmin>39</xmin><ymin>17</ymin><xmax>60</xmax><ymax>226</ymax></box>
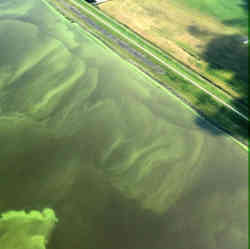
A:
<box><xmin>0</xmin><ymin>0</ymin><xmax>248</xmax><ymax>249</ymax></box>
<box><xmin>0</xmin><ymin>209</ymin><xmax>57</xmax><ymax>249</ymax></box>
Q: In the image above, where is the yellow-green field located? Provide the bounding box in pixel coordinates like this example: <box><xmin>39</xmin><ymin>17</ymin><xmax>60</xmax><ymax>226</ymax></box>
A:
<box><xmin>100</xmin><ymin>0</ymin><xmax>248</xmax><ymax>103</ymax></box>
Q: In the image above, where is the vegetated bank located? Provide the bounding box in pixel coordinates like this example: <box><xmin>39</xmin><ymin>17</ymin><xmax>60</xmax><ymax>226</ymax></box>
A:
<box><xmin>47</xmin><ymin>0</ymin><xmax>248</xmax><ymax>146</ymax></box>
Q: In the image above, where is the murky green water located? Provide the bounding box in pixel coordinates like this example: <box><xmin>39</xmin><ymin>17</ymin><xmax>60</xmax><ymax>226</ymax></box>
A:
<box><xmin>0</xmin><ymin>0</ymin><xmax>248</xmax><ymax>249</ymax></box>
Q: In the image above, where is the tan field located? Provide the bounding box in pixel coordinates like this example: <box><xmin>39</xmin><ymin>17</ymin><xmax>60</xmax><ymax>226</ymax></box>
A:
<box><xmin>100</xmin><ymin>0</ymin><xmax>248</xmax><ymax>100</ymax></box>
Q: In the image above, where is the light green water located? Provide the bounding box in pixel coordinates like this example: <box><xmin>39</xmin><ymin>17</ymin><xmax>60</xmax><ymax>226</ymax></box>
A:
<box><xmin>0</xmin><ymin>1</ymin><xmax>248</xmax><ymax>249</ymax></box>
<box><xmin>0</xmin><ymin>209</ymin><xmax>57</xmax><ymax>249</ymax></box>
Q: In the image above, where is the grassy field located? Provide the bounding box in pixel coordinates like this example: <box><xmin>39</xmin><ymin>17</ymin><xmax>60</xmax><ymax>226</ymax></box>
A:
<box><xmin>176</xmin><ymin>0</ymin><xmax>248</xmax><ymax>30</ymax></box>
<box><xmin>100</xmin><ymin>0</ymin><xmax>249</xmax><ymax>104</ymax></box>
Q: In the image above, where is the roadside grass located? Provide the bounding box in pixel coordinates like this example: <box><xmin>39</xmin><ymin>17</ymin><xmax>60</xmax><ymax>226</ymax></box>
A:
<box><xmin>48</xmin><ymin>0</ymin><xmax>249</xmax><ymax>145</ymax></box>
<box><xmin>99</xmin><ymin>0</ymin><xmax>248</xmax><ymax>104</ymax></box>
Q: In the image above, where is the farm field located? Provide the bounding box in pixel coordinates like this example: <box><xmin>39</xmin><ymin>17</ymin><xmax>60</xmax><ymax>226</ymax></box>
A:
<box><xmin>0</xmin><ymin>1</ymin><xmax>248</xmax><ymax>249</ymax></box>
<box><xmin>100</xmin><ymin>0</ymin><xmax>249</xmax><ymax>104</ymax></box>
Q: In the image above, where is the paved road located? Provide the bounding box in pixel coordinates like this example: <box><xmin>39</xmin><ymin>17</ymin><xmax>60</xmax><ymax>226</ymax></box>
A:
<box><xmin>64</xmin><ymin>0</ymin><xmax>249</xmax><ymax>122</ymax></box>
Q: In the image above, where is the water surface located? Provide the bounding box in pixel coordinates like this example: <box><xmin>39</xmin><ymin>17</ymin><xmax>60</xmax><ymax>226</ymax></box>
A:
<box><xmin>0</xmin><ymin>1</ymin><xmax>248</xmax><ymax>249</ymax></box>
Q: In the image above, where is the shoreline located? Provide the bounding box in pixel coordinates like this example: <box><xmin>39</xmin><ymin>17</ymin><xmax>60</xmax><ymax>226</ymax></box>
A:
<box><xmin>44</xmin><ymin>0</ymin><xmax>248</xmax><ymax>150</ymax></box>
